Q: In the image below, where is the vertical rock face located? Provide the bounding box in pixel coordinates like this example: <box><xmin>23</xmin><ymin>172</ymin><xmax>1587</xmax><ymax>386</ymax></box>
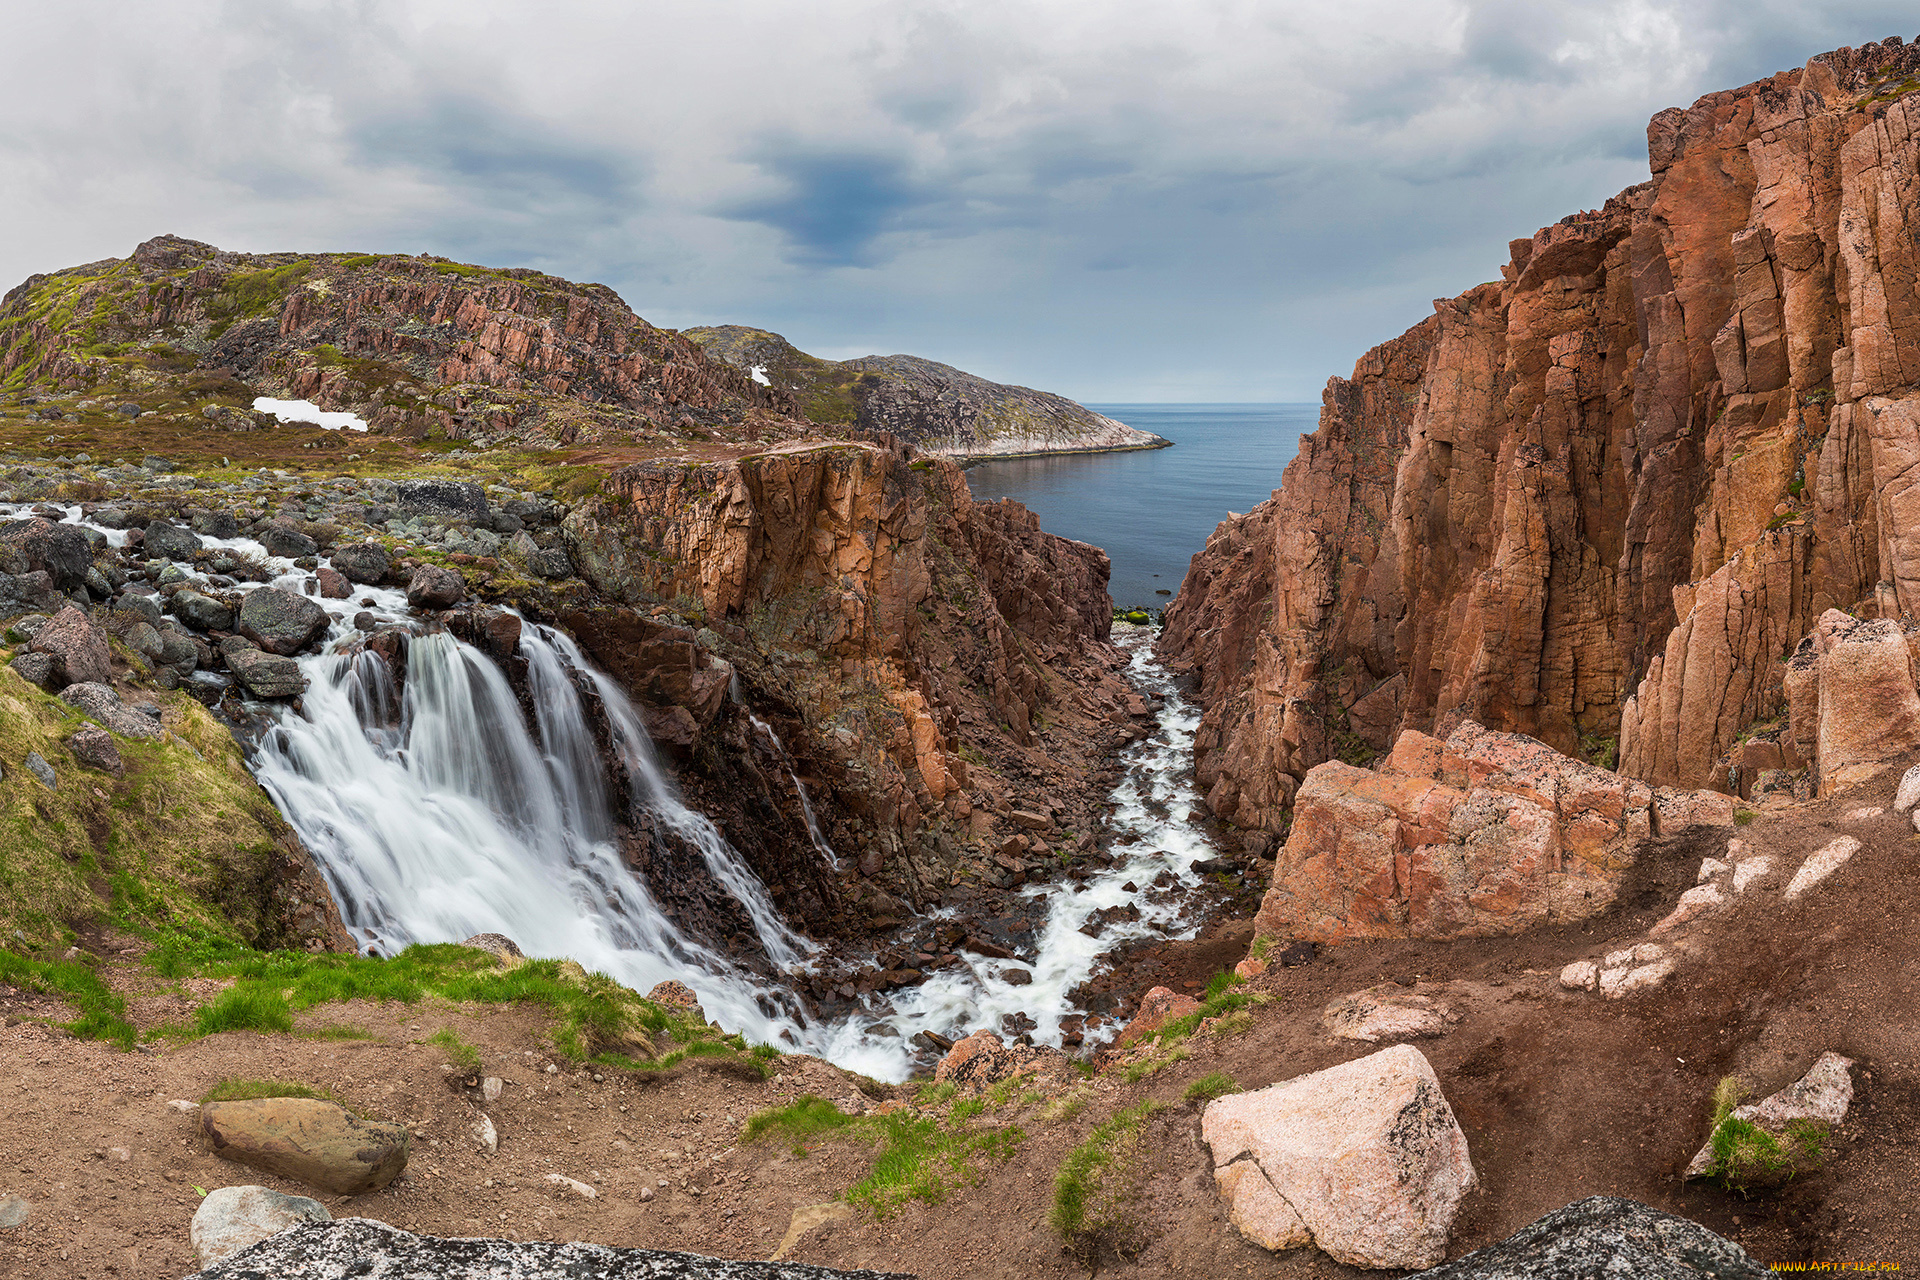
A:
<box><xmin>1162</xmin><ymin>39</ymin><xmax>1920</xmax><ymax>827</ymax></box>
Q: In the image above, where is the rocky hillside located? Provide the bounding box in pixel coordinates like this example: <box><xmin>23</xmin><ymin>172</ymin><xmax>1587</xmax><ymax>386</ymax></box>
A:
<box><xmin>1162</xmin><ymin>37</ymin><xmax>1920</xmax><ymax>843</ymax></box>
<box><xmin>685</xmin><ymin>325</ymin><xmax>1167</xmax><ymax>458</ymax></box>
<box><xmin>0</xmin><ymin>235</ymin><xmax>807</xmax><ymax>450</ymax></box>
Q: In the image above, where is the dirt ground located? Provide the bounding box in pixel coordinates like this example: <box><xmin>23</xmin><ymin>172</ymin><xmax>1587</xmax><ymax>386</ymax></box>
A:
<box><xmin>3</xmin><ymin>764</ymin><xmax>1918</xmax><ymax>1279</ymax></box>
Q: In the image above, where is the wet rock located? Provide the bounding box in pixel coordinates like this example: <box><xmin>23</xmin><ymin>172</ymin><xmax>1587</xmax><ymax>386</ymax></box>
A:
<box><xmin>329</xmin><ymin>542</ymin><xmax>391</xmax><ymax>586</ymax></box>
<box><xmin>1001</xmin><ymin>968</ymin><xmax>1033</xmax><ymax>986</ymax></box>
<box><xmin>407</xmin><ymin>564</ymin><xmax>466</xmax><ymax>609</ymax></box>
<box><xmin>447</xmin><ymin>606</ymin><xmax>521</xmax><ymax>661</ymax></box>
<box><xmin>238</xmin><ymin>586</ymin><xmax>329</xmax><ymax>655</ymax></box>
<box><xmin>1405</xmin><ymin>1195</ymin><xmax>1767</xmax><ymax>1279</ymax></box>
<box><xmin>1203</xmin><ymin>1044</ymin><xmax>1475</xmax><ymax>1269</ymax></box>
<box><xmin>60</xmin><ymin>682</ymin><xmax>163</xmax><ymax>738</ymax></box>
<box><xmin>143</xmin><ymin>519</ymin><xmax>202</xmax><ymax>560</ymax></box>
<box><xmin>221</xmin><ymin>638</ymin><xmax>307</xmax><ymax>700</ymax></box>
<box><xmin>66</xmin><ymin>727</ymin><xmax>124</xmax><ymax>777</ymax></box>
<box><xmin>1684</xmin><ymin>1051</ymin><xmax>1854</xmax><ymax>1180</ymax></box>
<box><xmin>199</xmin><ymin>1097</ymin><xmax>410</xmax><ymax>1195</ymax></box>
<box><xmin>261</xmin><ymin>521</ymin><xmax>321</xmax><ymax>559</ymax></box>
<box><xmin>1116</xmin><ymin>986</ymin><xmax>1200</xmax><ymax>1048</ymax></box>
<box><xmin>191</xmin><ymin>1185</ymin><xmax>331</xmax><ymax>1267</ymax></box>
<box><xmin>1322</xmin><ymin>985</ymin><xmax>1454</xmax><ymax>1043</ymax></box>
<box><xmin>114</xmin><ymin>591</ymin><xmax>163</xmax><ymax>625</ymax></box>
<box><xmin>172</xmin><ymin>589</ymin><xmax>235</xmax><ymax>632</ymax></box>
<box><xmin>28</xmin><ymin>605</ymin><xmax>111</xmax><ymax>687</ymax></box>
<box><xmin>191</xmin><ymin>510</ymin><xmax>242</xmax><ymax>539</ymax></box>
<box><xmin>315</xmin><ymin>567</ymin><xmax>352</xmax><ymax>599</ymax></box>
<box><xmin>181</xmin><ymin>1217</ymin><xmax>915</xmax><ymax>1279</ymax></box>
<box><xmin>0</xmin><ymin>517</ymin><xmax>91</xmax><ymax>590</ymax></box>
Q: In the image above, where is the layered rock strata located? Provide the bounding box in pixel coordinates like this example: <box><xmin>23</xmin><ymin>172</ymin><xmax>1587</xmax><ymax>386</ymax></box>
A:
<box><xmin>1162</xmin><ymin>39</ymin><xmax>1920</xmax><ymax>831</ymax></box>
<box><xmin>1253</xmin><ymin>721</ymin><xmax>1733</xmax><ymax>944</ymax></box>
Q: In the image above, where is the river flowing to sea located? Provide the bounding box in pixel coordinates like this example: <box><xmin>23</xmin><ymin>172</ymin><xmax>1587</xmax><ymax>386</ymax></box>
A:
<box><xmin>964</xmin><ymin>403</ymin><xmax>1313</xmax><ymax>609</ymax></box>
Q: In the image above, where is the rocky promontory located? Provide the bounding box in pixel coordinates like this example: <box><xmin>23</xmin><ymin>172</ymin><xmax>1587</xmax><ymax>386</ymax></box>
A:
<box><xmin>685</xmin><ymin>325</ymin><xmax>1167</xmax><ymax>459</ymax></box>
<box><xmin>1163</xmin><ymin>36</ymin><xmax>1920</xmax><ymax>840</ymax></box>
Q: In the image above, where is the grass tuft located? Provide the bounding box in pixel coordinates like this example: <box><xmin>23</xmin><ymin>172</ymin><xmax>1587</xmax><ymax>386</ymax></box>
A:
<box><xmin>1184</xmin><ymin>1072</ymin><xmax>1242</xmax><ymax>1104</ymax></box>
<box><xmin>0</xmin><ymin>951</ymin><xmax>135</xmax><ymax>1048</ymax></box>
<box><xmin>1050</xmin><ymin>1101</ymin><xmax>1161</xmax><ymax>1262</ymax></box>
<box><xmin>201</xmin><ymin>1078</ymin><xmax>338</xmax><ymax>1106</ymax></box>
<box><xmin>1702</xmin><ymin>1076</ymin><xmax>1827</xmax><ymax>1193</ymax></box>
<box><xmin>427</xmin><ymin>1028</ymin><xmax>482</xmax><ymax>1073</ymax></box>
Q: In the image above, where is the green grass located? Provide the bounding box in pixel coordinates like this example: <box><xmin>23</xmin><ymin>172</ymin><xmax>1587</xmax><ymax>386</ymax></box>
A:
<box><xmin>1147</xmin><ymin>969</ymin><xmax>1259</xmax><ymax>1046</ymax></box>
<box><xmin>1734</xmin><ymin>809</ymin><xmax>1757</xmax><ymax>826</ymax></box>
<box><xmin>1183</xmin><ymin>1072</ymin><xmax>1242</xmax><ymax>1104</ymax></box>
<box><xmin>304</xmin><ymin>1023</ymin><xmax>378</xmax><ymax>1041</ymax></box>
<box><xmin>0</xmin><ymin>951</ymin><xmax>135</xmax><ymax>1048</ymax></box>
<box><xmin>741</xmin><ymin>1094</ymin><xmax>1026</xmax><ymax>1216</ymax></box>
<box><xmin>427</xmin><ymin>1028</ymin><xmax>482</xmax><ymax>1073</ymax></box>
<box><xmin>195</xmin><ymin>983</ymin><xmax>295</xmax><ymax>1035</ymax></box>
<box><xmin>1050</xmin><ymin>1101</ymin><xmax>1161</xmax><ymax>1262</ymax></box>
<box><xmin>200</xmin><ymin>1078</ymin><xmax>338</xmax><ymax>1105</ymax></box>
<box><xmin>1702</xmin><ymin>1076</ymin><xmax>1827</xmax><ymax>1193</ymax></box>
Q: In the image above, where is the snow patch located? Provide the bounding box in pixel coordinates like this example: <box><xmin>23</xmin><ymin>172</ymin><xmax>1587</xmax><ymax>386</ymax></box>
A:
<box><xmin>252</xmin><ymin>397</ymin><xmax>369</xmax><ymax>432</ymax></box>
<box><xmin>749</xmin><ymin>365</ymin><xmax>771</xmax><ymax>387</ymax></box>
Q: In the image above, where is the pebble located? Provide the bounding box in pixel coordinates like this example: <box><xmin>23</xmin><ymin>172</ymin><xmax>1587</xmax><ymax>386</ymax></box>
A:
<box><xmin>482</xmin><ymin>1077</ymin><xmax>503</xmax><ymax>1102</ymax></box>
<box><xmin>0</xmin><ymin>1197</ymin><xmax>26</xmax><ymax>1229</ymax></box>
<box><xmin>543</xmin><ymin>1173</ymin><xmax>596</xmax><ymax>1200</ymax></box>
<box><xmin>167</xmin><ymin>1099</ymin><xmax>200</xmax><ymax>1112</ymax></box>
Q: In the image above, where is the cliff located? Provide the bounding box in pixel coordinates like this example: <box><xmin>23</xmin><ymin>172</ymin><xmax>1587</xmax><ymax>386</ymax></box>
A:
<box><xmin>685</xmin><ymin>324</ymin><xmax>1167</xmax><ymax>458</ymax></box>
<box><xmin>1161</xmin><ymin>37</ymin><xmax>1920</xmax><ymax>841</ymax></box>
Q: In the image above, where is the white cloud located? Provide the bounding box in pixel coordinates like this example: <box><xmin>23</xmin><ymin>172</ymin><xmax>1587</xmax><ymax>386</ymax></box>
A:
<box><xmin>0</xmin><ymin>1</ymin><xmax>1911</xmax><ymax>398</ymax></box>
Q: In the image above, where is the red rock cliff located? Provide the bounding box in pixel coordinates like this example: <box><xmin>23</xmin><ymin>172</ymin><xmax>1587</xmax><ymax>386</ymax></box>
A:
<box><xmin>1162</xmin><ymin>38</ymin><xmax>1920</xmax><ymax>837</ymax></box>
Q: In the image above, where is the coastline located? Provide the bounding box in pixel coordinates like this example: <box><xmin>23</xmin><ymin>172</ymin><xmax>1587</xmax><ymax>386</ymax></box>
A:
<box><xmin>950</xmin><ymin>435</ymin><xmax>1173</xmax><ymax>466</ymax></box>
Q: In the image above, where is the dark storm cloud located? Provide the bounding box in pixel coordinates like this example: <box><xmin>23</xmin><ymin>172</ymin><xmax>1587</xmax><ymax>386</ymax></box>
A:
<box><xmin>723</xmin><ymin>148</ymin><xmax>925</xmax><ymax>266</ymax></box>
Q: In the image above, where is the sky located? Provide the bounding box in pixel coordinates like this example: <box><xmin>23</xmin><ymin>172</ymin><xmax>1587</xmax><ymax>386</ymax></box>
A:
<box><xmin>1</xmin><ymin>1</ymin><xmax>1914</xmax><ymax>401</ymax></box>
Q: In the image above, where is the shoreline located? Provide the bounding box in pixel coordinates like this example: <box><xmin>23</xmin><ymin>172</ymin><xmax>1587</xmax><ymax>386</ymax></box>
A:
<box><xmin>951</xmin><ymin>435</ymin><xmax>1173</xmax><ymax>467</ymax></box>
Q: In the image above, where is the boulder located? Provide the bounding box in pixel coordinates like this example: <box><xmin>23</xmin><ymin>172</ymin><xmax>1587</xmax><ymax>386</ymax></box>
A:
<box><xmin>396</xmin><ymin>479</ymin><xmax>489</xmax><ymax>519</ymax></box>
<box><xmin>173</xmin><ymin>590</ymin><xmax>236</xmax><ymax>632</ymax></box>
<box><xmin>1684</xmin><ymin>1052</ymin><xmax>1854</xmax><ymax>1180</ymax></box>
<box><xmin>446</xmin><ymin>606</ymin><xmax>521</xmax><ymax>661</ymax></box>
<box><xmin>66</xmin><ymin>727</ymin><xmax>124</xmax><ymax>777</ymax></box>
<box><xmin>181</xmin><ymin>1217</ymin><xmax>914</xmax><ymax>1279</ymax></box>
<box><xmin>406</xmin><ymin>564</ymin><xmax>466</xmax><ymax>609</ymax></box>
<box><xmin>9</xmin><ymin>650</ymin><xmax>53</xmax><ymax>687</ymax></box>
<box><xmin>261</xmin><ymin>521</ymin><xmax>320</xmax><ymax>559</ymax></box>
<box><xmin>198</xmin><ymin>1097</ymin><xmax>410</xmax><ymax>1195</ymax></box>
<box><xmin>1115</xmin><ymin>986</ymin><xmax>1200</xmax><ymax>1048</ymax></box>
<box><xmin>1201</xmin><ymin>1043</ymin><xmax>1475</xmax><ymax>1269</ymax></box>
<box><xmin>1784</xmin><ymin>835</ymin><xmax>1861</xmax><ymax>900</ymax></box>
<box><xmin>329</xmin><ymin>542</ymin><xmax>392</xmax><ymax>585</ymax></box>
<box><xmin>1784</xmin><ymin>611</ymin><xmax>1920</xmax><ymax>795</ymax></box>
<box><xmin>190</xmin><ymin>1185</ymin><xmax>331</xmax><ymax>1268</ymax></box>
<box><xmin>315</xmin><ymin>567</ymin><xmax>352</xmax><ymax>599</ymax></box>
<box><xmin>221</xmin><ymin>639</ymin><xmax>307</xmax><ymax>700</ymax></box>
<box><xmin>28</xmin><ymin>605</ymin><xmax>112</xmax><ymax>686</ymax></box>
<box><xmin>646</xmin><ymin>980</ymin><xmax>706</xmax><ymax>1022</ymax></box>
<box><xmin>1322</xmin><ymin>985</ymin><xmax>1454</xmax><ymax>1042</ymax></box>
<box><xmin>0</xmin><ymin>517</ymin><xmax>91</xmax><ymax>590</ymax></box>
<box><xmin>238</xmin><ymin>587</ymin><xmax>329</xmax><ymax>655</ymax></box>
<box><xmin>59</xmin><ymin>683</ymin><xmax>163</xmax><ymax>739</ymax></box>
<box><xmin>530</xmin><ymin>547</ymin><xmax>574</xmax><ymax>579</ymax></box>
<box><xmin>1404</xmin><ymin>1195</ymin><xmax>1767</xmax><ymax>1279</ymax></box>
<box><xmin>1253</xmin><ymin>722</ymin><xmax>1734</xmax><ymax>943</ymax></box>
<box><xmin>143</xmin><ymin>519</ymin><xmax>202</xmax><ymax>560</ymax></box>
<box><xmin>114</xmin><ymin>591</ymin><xmax>164</xmax><ymax>625</ymax></box>
<box><xmin>932</xmin><ymin>1029</ymin><xmax>1065</xmax><ymax>1089</ymax></box>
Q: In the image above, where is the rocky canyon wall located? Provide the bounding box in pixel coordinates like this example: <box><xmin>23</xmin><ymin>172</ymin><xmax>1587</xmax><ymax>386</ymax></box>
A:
<box><xmin>1163</xmin><ymin>38</ymin><xmax>1920</xmax><ymax>835</ymax></box>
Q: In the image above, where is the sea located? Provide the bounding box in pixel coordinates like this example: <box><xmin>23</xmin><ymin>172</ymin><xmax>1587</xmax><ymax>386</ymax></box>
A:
<box><xmin>961</xmin><ymin>403</ymin><xmax>1316</xmax><ymax>610</ymax></box>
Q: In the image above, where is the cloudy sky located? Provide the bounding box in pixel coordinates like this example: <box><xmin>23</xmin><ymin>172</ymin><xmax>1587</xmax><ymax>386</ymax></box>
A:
<box><xmin>2</xmin><ymin>1</ymin><xmax>1914</xmax><ymax>400</ymax></box>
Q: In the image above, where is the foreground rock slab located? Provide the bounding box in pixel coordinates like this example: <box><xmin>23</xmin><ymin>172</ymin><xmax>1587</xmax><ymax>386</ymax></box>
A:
<box><xmin>1201</xmin><ymin>1043</ymin><xmax>1475</xmax><ymax>1269</ymax></box>
<box><xmin>185</xmin><ymin>1217</ymin><xmax>917</xmax><ymax>1278</ymax></box>
<box><xmin>191</xmin><ymin>1185</ymin><xmax>331</xmax><ymax>1266</ymax></box>
<box><xmin>1406</xmin><ymin>1195</ymin><xmax>1768</xmax><ymax>1279</ymax></box>
<box><xmin>198</xmin><ymin>1098</ymin><xmax>410</xmax><ymax>1195</ymax></box>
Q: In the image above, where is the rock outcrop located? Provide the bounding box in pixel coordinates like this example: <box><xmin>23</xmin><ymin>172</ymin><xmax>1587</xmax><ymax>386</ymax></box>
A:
<box><xmin>184</xmin><ymin>1218</ymin><xmax>917</xmax><ymax>1279</ymax></box>
<box><xmin>1406</xmin><ymin>1196</ymin><xmax>1769</xmax><ymax>1280</ymax></box>
<box><xmin>1162</xmin><ymin>39</ymin><xmax>1920</xmax><ymax>829</ymax></box>
<box><xmin>686</xmin><ymin>325</ymin><xmax>1167</xmax><ymax>458</ymax></box>
<box><xmin>1201</xmin><ymin>1044</ymin><xmax>1476</xmax><ymax>1269</ymax></box>
<box><xmin>198</xmin><ymin>1098</ymin><xmax>410</xmax><ymax>1195</ymax></box>
<box><xmin>1252</xmin><ymin>721</ymin><xmax>1732</xmax><ymax>943</ymax></box>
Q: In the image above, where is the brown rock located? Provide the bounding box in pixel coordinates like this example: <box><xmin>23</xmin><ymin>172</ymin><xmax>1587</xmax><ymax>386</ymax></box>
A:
<box><xmin>406</xmin><ymin>565</ymin><xmax>466</xmax><ymax>610</ymax></box>
<box><xmin>315</xmin><ymin>567</ymin><xmax>352</xmax><ymax>599</ymax></box>
<box><xmin>28</xmin><ymin>605</ymin><xmax>111</xmax><ymax>687</ymax></box>
<box><xmin>64</xmin><ymin>727</ymin><xmax>123</xmax><ymax>777</ymax></box>
<box><xmin>1116</xmin><ymin>986</ymin><xmax>1201</xmax><ymax>1048</ymax></box>
<box><xmin>198</xmin><ymin>1097</ymin><xmax>409</xmax><ymax>1195</ymax></box>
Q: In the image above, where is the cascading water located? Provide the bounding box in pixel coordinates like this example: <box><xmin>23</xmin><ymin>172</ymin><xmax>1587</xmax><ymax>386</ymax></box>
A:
<box><xmin>16</xmin><ymin>502</ymin><xmax>1227</xmax><ymax>1081</ymax></box>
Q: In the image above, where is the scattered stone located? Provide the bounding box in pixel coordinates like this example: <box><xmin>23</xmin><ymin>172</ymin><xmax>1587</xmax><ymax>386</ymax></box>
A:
<box><xmin>28</xmin><ymin>604</ymin><xmax>111</xmax><ymax>686</ymax></box>
<box><xmin>1322</xmin><ymin>985</ymin><xmax>1454</xmax><ymax>1042</ymax></box>
<box><xmin>543</xmin><ymin>1172</ymin><xmax>596</xmax><ymax>1199</ymax></box>
<box><xmin>191</xmin><ymin>1185</ymin><xmax>332</xmax><ymax>1267</ymax></box>
<box><xmin>261</xmin><ymin>522</ymin><xmax>320</xmax><ymax>558</ymax></box>
<box><xmin>1001</xmin><ymin>968</ymin><xmax>1033</xmax><ymax>986</ymax></box>
<box><xmin>407</xmin><ymin>564</ymin><xmax>466</xmax><ymax>609</ymax></box>
<box><xmin>315</xmin><ymin>567</ymin><xmax>352</xmax><ymax>599</ymax></box>
<box><xmin>1405</xmin><ymin>1195</ymin><xmax>1768</xmax><ymax>1279</ymax></box>
<box><xmin>1203</xmin><ymin>1043</ymin><xmax>1476</xmax><ymax>1269</ymax></box>
<box><xmin>181</xmin><ymin>1218</ymin><xmax>915</xmax><ymax>1279</ymax></box>
<box><xmin>1784</xmin><ymin>835</ymin><xmax>1860</xmax><ymax>900</ymax></box>
<box><xmin>0</xmin><ymin>517</ymin><xmax>91</xmax><ymax>589</ymax></box>
<box><xmin>1597</xmin><ymin>944</ymin><xmax>1674</xmax><ymax>1000</ymax></box>
<box><xmin>8</xmin><ymin>650</ymin><xmax>53</xmax><ymax>687</ymax></box>
<box><xmin>461</xmin><ymin>933</ymin><xmax>525</xmax><ymax>965</ymax></box>
<box><xmin>1696</xmin><ymin>857</ymin><xmax>1731</xmax><ymax>882</ymax></box>
<box><xmin>1116</xmin><ymin>985</ymin><xmax>1200</xmax><ymax>1048</ymax></box>
<box><xmin>482</xmin><ymin>1077</ymin><xmax>503</xmax><ymax>1103</ymax></box>
<box><xmin>1684</xmin><ymin>1052</ymin><xmax>1855</xmax><ymax>1179</ymax></box>
<box><xmin>932</xmin><ymin>1029</ymin><xmax>1063</xmax><ymax>1089</ymax></box>
<box><xmin>238</xmin><ymin>586</ymin><xmax>329</xmax><ymax>655</ymax></box>
<box><xmin>1896</xmin><ymin>763</ymin><xmax>1920</xmax><ymax>813</ymax></box>
<box><xmin>60</xmin><ymin>682</ymin><xmax>163</xmax><ymax>739</ymax></box>
<box><xmin>167</xmin><ymin>1100</ymin><xmax>201</xmax><ymax>1112</ymax></box>
<box><xmin>397</xmin><ymin>479</ymin><xmax>489</xmax><ymax>519</ymax></box>
<box><xmin>646</xmin><ymin>980</ymin><xmax>706</xmax><ymax>1022</ymax></box>
<box><xmin>221</xmin><ymin>639</ymin><xmax>306</xmax><ymax>700</ymax></box>
<box><xmin>0</xmin><ymin>1197</ymin><xmax>25</xmax><ymax>1229</ymax></box>
<box><xmin>22</xmin><ymin>752</ymin><xmax>55</xmax><ymax>791</ymax></box>
<box><xmin>173</xmin><ymin>590</ymin><xmax>235</xmax><ymax>632</ymax></box>
<box><xmin>637</xmin><ymin>1185</ymin><xmax>655</xmax><ymax>1202</ymax></box>
<box><xmin>1842</xmin><ymin>806</ymin><xmax>1883</xmax><ymax>823</ymax></box>
<box><xmin>199</xmin><ymin>1097</ymin><xmax>410</xmax><ymax>1195</ymax></box>
<box><xmin>329</xmin><ymin>542</ymin><xmax>392</xmax><ymax>585</ymax></box>
<box><xmin>1558</xmin><ymin>960</ymin><xmax>1599</xmax><ymax>992</ymax></box>
<box><xmin>529</xmin><ymin>547</ymin><xmax>574</xmax><ymax>579</ymax></box>
<box><xmin>1732</xmin><ymin>856</ymin><xmax>1774</xmax><ymax>894</ymax></box>
<box><xmin>473</xmin><ymin>1112</ymin><xmax>498</xmax><ymax>1154</ymax></box>
<box><xmin>1648</xmin><ymin>884</ymin><xmax>1726</xmax><ymax>937</ymax></box>
<box><xmin>143</xmin><ymin>519</ymin><xmax>202</xmax><ymax>560</ymax></box>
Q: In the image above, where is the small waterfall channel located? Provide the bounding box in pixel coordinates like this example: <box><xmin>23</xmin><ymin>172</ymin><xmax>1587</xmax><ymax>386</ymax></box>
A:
<box><xmin>15</xmin><ymin>504</ymin><xmax>1225</xmax><ymax>1080</ymax></box>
